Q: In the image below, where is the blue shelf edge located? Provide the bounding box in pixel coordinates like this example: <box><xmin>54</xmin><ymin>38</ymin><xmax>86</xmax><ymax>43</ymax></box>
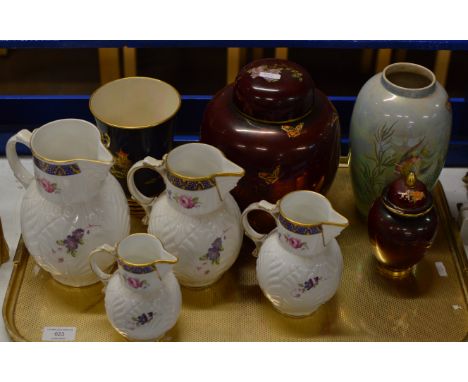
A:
<box><xmin>2</xmin><ymin>40</ymin><xmax>468</xmax><ymax>50</ymax></box>
<box><xmin>1</xmin><ymin>94</ymin><xmax>467</xmax><ymax>167</ymax></box>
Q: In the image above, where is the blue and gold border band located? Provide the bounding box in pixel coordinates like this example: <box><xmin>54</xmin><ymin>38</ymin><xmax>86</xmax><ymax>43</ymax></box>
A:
<box><xmin>117</xmin><ymin>258</ymin><xmax>155</xmax><ymax>274</ymax></box>
<box><xmin>166</xmin><ymin>171</ymin><xmax>215</xmax><ymax>191</ymax></box>
<box><xmin>278</xmin><ymin>214</ymin><xmax>322</xmax><ymax>235</ymax></box>
<box><xmin>34</xmin><ymin>157</ymin><xmax>81</xmax><ymax>176</ymax></box>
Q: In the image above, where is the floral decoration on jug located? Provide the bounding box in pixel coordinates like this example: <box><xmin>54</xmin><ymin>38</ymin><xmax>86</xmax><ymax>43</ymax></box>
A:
<box><xmin>292</xmin><ymin>276</ymin><xmax>322</xmax><ymax>298</ymax></box>
<box><xmin>123</xmin><ymin>274</ymin><xmax>149</xmax><ymax>289</ymax></box>
<box><xmin>167</xmin><ymin>189</ymin><xmax>201</xmax><ymax>209</ymax></box>
<box><xmin>37</xmin><ymin>177</ymin><xmax>60</xmax><ymax>194</ymax></box>
<box><xmin>197</xmin><ymin>229</ymin><xmax>230</xmax><ymax>275</ymax></box>
<box><xmin>279</xmin><ymin>233</ymin><xmax>309</xmax><ymax>250</ymax></box>
<box><xmin>129</xmin><ymin>312</ymin><xmax>154</xmax><ymax>330</ymax></box>
<box><xmin>55</xmin><ymin>224</ymin><xmax>99</xmax><ymax>258</ymax></box>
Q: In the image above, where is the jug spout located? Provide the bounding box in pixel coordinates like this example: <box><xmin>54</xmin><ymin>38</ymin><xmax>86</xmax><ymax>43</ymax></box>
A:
<box><xmin>74</xmin><ymin>130</ymin><xmax>114</xmax><ymax>200</ymax></box>
<box><xmin>97</xmin><ymin>139</ymin><xmax>113</xmax><ymax>165</ymax></box>
<box><xmin>78</xmin><ymin>139</ymin><xmax>113</xmax><ymax>174</ymax></box>
<box><xmin>214</xmin><ymin>158</ymin><xmax>245</xmax><ymax>201</ymax></box>
<box><xmin>22</xmin><ymin>119</ymin><xmax>115</xmax><ymax>203</ymax></box>
<box><xmin>155</xmin><ymin>249</ymin><xmax>178</xmax><ymax>280</ymax></box>
<box><xmin>321</xmin><ymin>210</ymin><xmax>349</xmax><ymax>246</ymax></box>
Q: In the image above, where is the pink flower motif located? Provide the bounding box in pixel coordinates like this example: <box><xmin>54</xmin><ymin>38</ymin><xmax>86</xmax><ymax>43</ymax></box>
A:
<box><xmin>38</xmin><ymin>178</ymin><xmax>58</xmax><ymax>193</ymax></box>
<box><xmin>169</xmin><ymin>192</ymin><xmax>201</xmax><ymax>209</ymax></box>
<box><xmin>284</xmin><ymin>234</ymin><xmax>308</xmax><ymax>250</ymax></box>
<box><xmin>179</xmin><ymin>195</ymin><xmax>198</xmax><ymax>209</ymax></box>
<box><xmin>126</xmin><ymin>277</ymin><xmax>147</xmax><ymax>289</ymax></box>
<box><xmin>288</xmin><ymin>237</ymin><xmax>303</xmax><ymax>248</ymax></box>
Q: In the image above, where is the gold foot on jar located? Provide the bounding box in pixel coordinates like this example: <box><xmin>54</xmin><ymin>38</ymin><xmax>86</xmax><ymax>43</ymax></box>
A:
<box><xmin>377</xmin><ymin>263</ymin><xmax>413</xmax><ymax>279</ymax></box>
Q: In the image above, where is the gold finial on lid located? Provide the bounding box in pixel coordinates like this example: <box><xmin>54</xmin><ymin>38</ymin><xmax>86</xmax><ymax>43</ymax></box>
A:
<box><xmin>406</xmin><ymin>171</ymin><xmax>416</xmax><ymax>188</ymax></box>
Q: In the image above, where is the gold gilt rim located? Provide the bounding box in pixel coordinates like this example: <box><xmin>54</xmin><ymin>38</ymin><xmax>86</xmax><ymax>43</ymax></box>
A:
<box><xmin>235</xmin><ymin>104</ymin><xmax>313</xmax><ymax>125</ymax></box>
<box><xmin>89</xmin><ymin>76</ymin><xmax>182</xmax><ymax>130</ymax></box>
<box><xmin>382</xmin><ymin>198</ymin><xmax>433</xmax><ymax>218</ymax></box>
<box><xmin>116</xmin><ymin>233</ymin><xmax>178</xmax><ymax>267</ymax></box>
<box><xmin>278</xmin><ymin>190</ymin><xmax>349</xmax><ymax>228</ymax></box>
<box><xmin>30</xmin><ymin>120</ymin><xmax>114</xmax><ymax>165</ymax></box>
<box><xmin>165</xmin><ymin>143</ymin><xmax>245</xmax><ymax>181</ymax></box>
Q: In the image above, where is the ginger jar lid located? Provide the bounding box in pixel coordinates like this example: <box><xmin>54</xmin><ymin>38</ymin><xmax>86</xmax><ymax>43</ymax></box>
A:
<box><xmin>382</xmin><ymin>172</ymin><xmax>433</xmax><ymax>216</ymax></box>
<box><xmin>233</xmin><ymin>58</ymin><xmax>315</xmax><ymax>123</ymax></box>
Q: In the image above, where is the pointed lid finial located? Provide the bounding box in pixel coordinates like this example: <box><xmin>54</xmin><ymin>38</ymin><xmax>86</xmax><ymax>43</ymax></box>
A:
<box><xmin>382</xmin><ymin>172</ymin><xmax>432</xmax><ymax>216</ymax></box>
<box><xmin>406</xmin><ymin>171</ymin><xmax>417</xmax><ymax>188</ymax></box>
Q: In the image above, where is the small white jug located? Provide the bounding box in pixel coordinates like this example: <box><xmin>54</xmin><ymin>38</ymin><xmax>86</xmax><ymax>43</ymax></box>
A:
<box><xmin>242</xmin><ymin>190</ymin><xmax>348</xmax><ymax>317</ymax></box>
<box><xmin>90</xmin><ymin>233</ymin><xmax>181</xmax><ymax>341</ymax></box>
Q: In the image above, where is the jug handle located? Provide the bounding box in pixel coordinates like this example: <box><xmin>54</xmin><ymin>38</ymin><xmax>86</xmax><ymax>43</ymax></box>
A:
<box><xmin>127</xmin><ymin>156</ymin><xmax>166</xmax><ymax>224</ymax></box>
<box><xmin>89</xmin><ymin>244</ymin><xmax>117</xmax><ymax>285</ymax></box>
<box><xmin>241</xmin><ymin>200</ymin><xmax>279</xmax><ymax>257</ymax></box>
<box><xmin>6</xmin><ymin>129</ymin><xmax>34</xmax><ymax>188</ymax></box>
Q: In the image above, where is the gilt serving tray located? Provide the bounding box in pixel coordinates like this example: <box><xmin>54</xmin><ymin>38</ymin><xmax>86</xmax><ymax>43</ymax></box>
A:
<box><xmin>3</xmin><ymin>166</ymin><xmax>468</xmax><ymax>341</ymax></box>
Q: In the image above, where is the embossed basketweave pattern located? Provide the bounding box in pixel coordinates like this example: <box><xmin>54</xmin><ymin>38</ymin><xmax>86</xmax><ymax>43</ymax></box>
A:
<box><xmin>5</xmin><ymin>168</ymin><xmax>468</xmax><ymax>341</ymax></box>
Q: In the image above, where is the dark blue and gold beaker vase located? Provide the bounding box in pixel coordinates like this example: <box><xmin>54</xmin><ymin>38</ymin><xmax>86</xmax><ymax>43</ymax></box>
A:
<box><xmin>90</xmin><ymin>77</ymin><xmax>181</xmax><ymax>216</ymax></box>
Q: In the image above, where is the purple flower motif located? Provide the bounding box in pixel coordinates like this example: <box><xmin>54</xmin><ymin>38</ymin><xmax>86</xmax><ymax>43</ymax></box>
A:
<box><xmin>210</xmin><ymin>237</ymin><xmax>223</xmax><ymax>252</ymax></box>
<box><xmin>63</xmin><ymin>236</ymin><xmax>79</xmax><ymax>251</ymax></box>
<box><xmin>292</xmin><ymin>276</ymin><xmax>322</xmax><ymax>298</ymax></box>
<box><xmin>56</xmin><ymin>225</ymin><xmax>98</xmax><ymax>257</ymax></box>
<box><xmin>132</xmin><ymin>312</ymin><xmax>154</xmax><ymax>327</ymax></box>
<box><xmin>199</xmin><ymin>236</ymin><xmax>224</xmax><ymax>265</ymax></box>
<box><xmin>207</xmin><ymin>248</ymin><xmax>220</xmax><ymax>263</ymax></box>
<box><xmin>303</xmin><ymin>276</ymin><xmax>321</xmax><ymax>291</ymax></box>
<box><xmin>72</xmin><ymin>228</ymin><xmax>85</xmax><ymax>241</ymax></box>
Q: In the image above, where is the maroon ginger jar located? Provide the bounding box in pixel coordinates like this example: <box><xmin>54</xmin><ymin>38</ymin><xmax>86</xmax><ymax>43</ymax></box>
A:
<box><xmin>200</xmin><ymin>58</ymin><xmax>340</xmax><ymax>230</ymax></box>
<box><xmin>368</xmin><ymin>172</ymin><xmax>438</xmax><ymax>279</ymax></box>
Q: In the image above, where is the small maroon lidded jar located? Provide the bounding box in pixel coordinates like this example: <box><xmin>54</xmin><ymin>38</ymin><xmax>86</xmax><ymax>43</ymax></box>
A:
<box><xmin>368</xmin><ymin>172</ymin><xmax>438</xmax><ymax>278</ymax></box>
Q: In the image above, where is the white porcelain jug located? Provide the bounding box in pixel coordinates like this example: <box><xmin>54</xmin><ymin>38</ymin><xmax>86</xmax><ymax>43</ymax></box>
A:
<box><xmin>242</xmin><ymin>190</ymin><xmax>348</xmax><ymax>317</ymax></box>
<box><xmin>6</xmin><ymin>119</ymin><xmax>130</xmax><ymax>287</ymax></box>
<box><xmin>127</xmin><ymin>143</ymin><xmax>245</xmax><ymax>288</ymax></box>
<box><xmin>90</xmin><ymin>233</ymin><xmax>181</xmax><ymax>341</ymax></box>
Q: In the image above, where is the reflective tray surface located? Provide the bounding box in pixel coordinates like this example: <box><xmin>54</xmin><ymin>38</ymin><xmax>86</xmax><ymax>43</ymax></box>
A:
<box><xmin>3</xmin><ymin>167</ymin><xmax>467</xmax><ymax>341</ymax></box>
